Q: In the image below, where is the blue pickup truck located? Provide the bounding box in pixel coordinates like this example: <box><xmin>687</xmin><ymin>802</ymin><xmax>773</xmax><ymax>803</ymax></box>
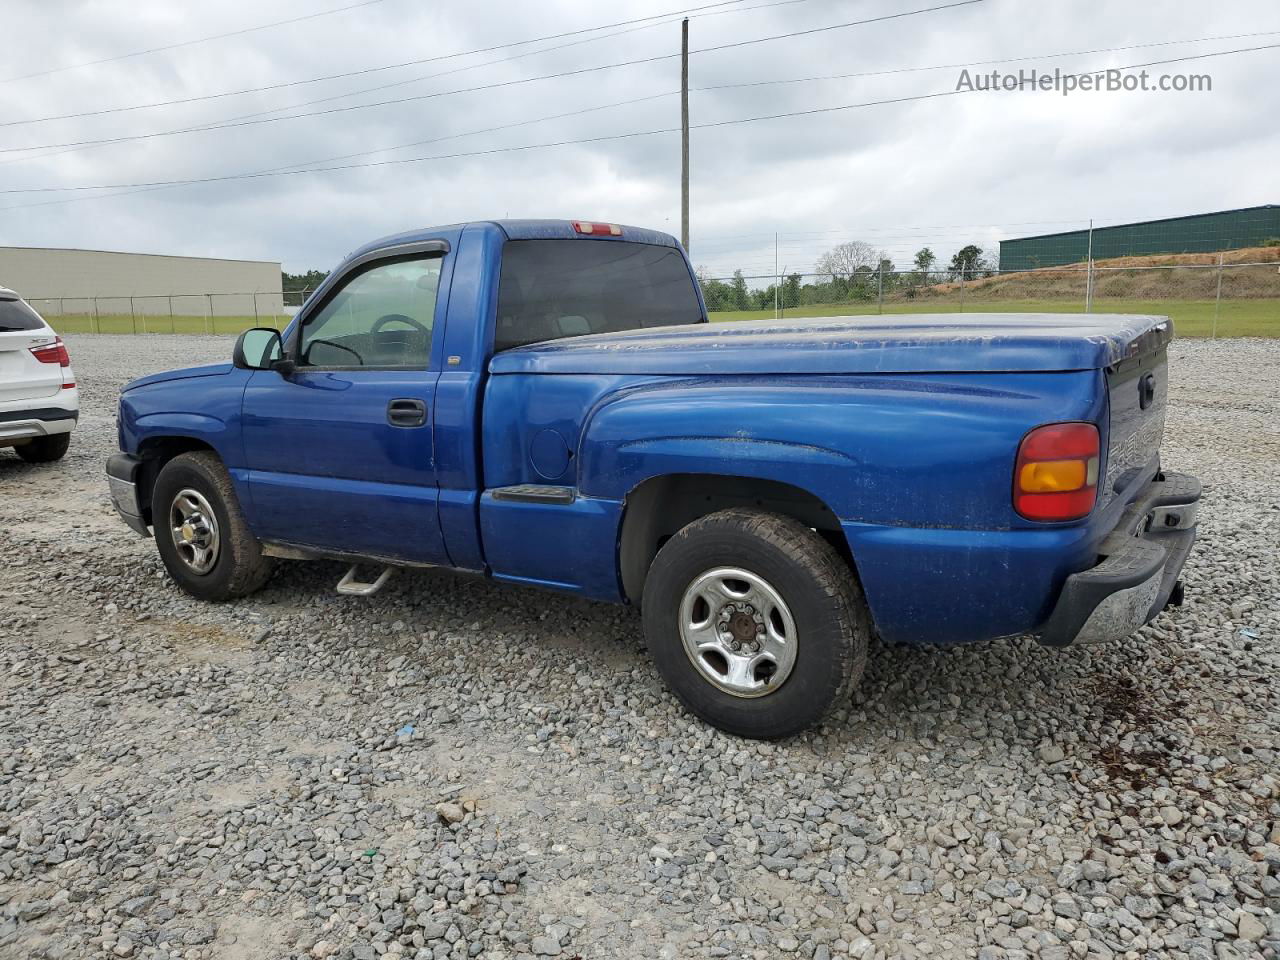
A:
<box><xmin>107</xmin><ymin>219</ymin><xmax>1200</xmax><ymax>738</ymax></box>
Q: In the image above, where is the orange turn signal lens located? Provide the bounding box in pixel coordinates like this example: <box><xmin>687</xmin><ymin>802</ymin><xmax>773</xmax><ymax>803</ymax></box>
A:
<box><xmin>1019</xmin><ymin>459</ymin><xmax>1087</xmax><ymax>492</ymax></box>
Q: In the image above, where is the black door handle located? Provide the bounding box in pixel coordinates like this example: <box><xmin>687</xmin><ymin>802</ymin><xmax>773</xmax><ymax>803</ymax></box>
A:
<box><xmin>387</xmin><ymin>398</ymin><xmax>427</xmax><ymax>427</ymax></box>
<box><xmin>1139</xmin><ymin>372</ymin><xmax>1156</xmax><ymax>410</ymax></box>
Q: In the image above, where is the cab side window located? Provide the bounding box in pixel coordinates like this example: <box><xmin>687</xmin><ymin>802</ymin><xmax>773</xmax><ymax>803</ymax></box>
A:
<box><xmin>299</xmin><ymin>256</ymin><xmax>441</xmax><ymax>368</ymax></box>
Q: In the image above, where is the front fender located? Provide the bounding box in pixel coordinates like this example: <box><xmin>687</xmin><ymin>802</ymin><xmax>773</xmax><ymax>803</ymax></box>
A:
<box><xmin>133</xmin><ymin>411</ymin><xmax>228</xmax><ymax>445</ymax></box>
<box><xmin>118</xmin><ymin>369</ymin><xmax>250</xmax><ymax>468</ymax></box>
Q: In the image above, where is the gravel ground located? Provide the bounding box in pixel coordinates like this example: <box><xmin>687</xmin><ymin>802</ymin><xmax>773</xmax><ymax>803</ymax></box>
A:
<box><xmin>1</xmin><ymin>334</ymin><xmax>1277</xmax><ymax>960</ymax></box>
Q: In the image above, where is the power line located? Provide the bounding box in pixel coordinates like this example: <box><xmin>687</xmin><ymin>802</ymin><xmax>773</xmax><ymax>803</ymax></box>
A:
<box><xmin>0</xmin><ymin>0</ymin><xmax>984</xmax><ymax>155</ymax></box>
<box><xmin>693</xmin><ymin>27</ymin><xmax>1280</xmax><ymax>93</ymax></box>
<box><xmin>274</xmin><ymin>15</ymin><xmax>1280</xmax><ymax>190</ymax></box>
<box><xmin>20</xmin><ymin>26</ymin><xmax>1251</xmax><ymax>214</ymax></box>
<box><xmin>0</xmin><ymin>0</ymin><xmax>805</xmax><ymax>171</ymax></box>
<box><xmin>0</xmin><ymin>0</ymin><xmax>394</xmax><ymax>84</ymax></box>
<box><xmin>264</xmin><ymin>92</ymin><xmax>679</xmax><ymax>174</ymax></box>
<box><xmin>695</xmin><ymin>220</ymin><xmax>1087</xmax><ymax>243</ymax></box>
<box><xmin>3</xmin><ymin>40</ymin><xmax>1271</xmax><ymax>201</ymax></box>
<box><xmin>696</xmin><ymin>210</ymin><xmax>1280</xmax><ymax>242</ymax></box>
<box><xmin>0</xmin><ymin>8</ymin><xmax>714</xmax><ymax>173</ymax></box>
<box><xmin>0</xmin><ymin>90</ymin><xmax>684</xmax><ymax>213</ymax></box>
<box><xmin>0</xmin><ymin>0</ymin><xmax>764</xmax><ymax>128</ymax></box>
<box><xmin>184</xmin><ymin>0</ymin><xmax>810</xmax><ymax>131</ymax></box>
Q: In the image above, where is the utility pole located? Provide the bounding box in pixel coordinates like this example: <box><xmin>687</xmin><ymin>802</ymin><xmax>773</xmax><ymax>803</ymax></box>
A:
<box><xmin>680</xmin><ymin>18</ymin><xmax>690</xmax><ymax>255</ymax></box>
<box><xmin>1084</xmin><ymin>217</ymin><xmax>1094</xmax><ymax>312</ymax></box>
<box><xmin>1212</xmin><ymin>250</ymin><xmax>1224</xmax><ymax>339</ymax></box>
<box><xmin>774</xmin><ymin>233</ymin><xmax>779</xmax><ymax>319</ymax></box>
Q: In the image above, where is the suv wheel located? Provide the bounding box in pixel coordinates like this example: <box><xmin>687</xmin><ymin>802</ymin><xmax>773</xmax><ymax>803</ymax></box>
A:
<box><xmin>152</xmin><ymin>451</ymin><xmax>274</xmax><ymax>601</ymax></box>
<box><xmin>642</xmin><ymin>508</ymin><xmax>870</xmax><ymax>739</ymax></box>
<box><xmin>15</xmin><ymin>433</ymin><xmax>70</xmax><ymax>463</ymax></box>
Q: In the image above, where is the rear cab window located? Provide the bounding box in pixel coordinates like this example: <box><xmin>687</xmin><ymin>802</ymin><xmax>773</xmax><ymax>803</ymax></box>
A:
<box><xmin>0</xmin><ymin>297</ymin><xmax>46</xmax><ymax>332</ymax></box>
<box><xmin>495</xmin><ymin>239</ymin><xmax>703</xmax><ymax>352</ymax></box>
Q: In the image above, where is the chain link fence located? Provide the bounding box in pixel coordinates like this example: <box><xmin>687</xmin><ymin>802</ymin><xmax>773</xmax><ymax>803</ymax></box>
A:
<box><xmin>23</xmin><ymin>290</ymin><xmax>307</xmax><ymax>335</ymax></box>
<box><xmin>700</xmin><ymin>260</ymin><xmax>1280</xmax><ymax>337</ymax></box>
<box><xmin>22</xmin><ymin>261</ymin><xmax>1280</xmax><ymax>338</ymax></box>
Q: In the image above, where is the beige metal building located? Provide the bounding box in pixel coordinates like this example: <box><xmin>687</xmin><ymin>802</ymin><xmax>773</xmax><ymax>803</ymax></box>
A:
<box><xmin>0</xmin><ymin>246</ymin><xmax>284</xmax><ymax>319</ymax></box>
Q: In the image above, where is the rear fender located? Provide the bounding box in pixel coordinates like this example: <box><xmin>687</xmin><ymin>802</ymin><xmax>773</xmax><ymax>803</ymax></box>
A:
<box><xmin>579</xmin><ymin>379</ymin><xmax>859</xmax><ymax>507</ymax></box>
<box><xmin>580</xmin><ymin>373</ymin><xmax>1103</xmax><ymax>630</ymax></box>
<box><xmin>578</xmin><ymin>373</ymin><xmax>1101</xmax><ymax>527</ymax></box>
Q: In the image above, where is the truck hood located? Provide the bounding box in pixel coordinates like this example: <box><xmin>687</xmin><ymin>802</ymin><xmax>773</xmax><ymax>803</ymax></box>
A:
<box><xmin>123</xmin><ymin>362</ymin><xmax>233</xmax><ymax>392</ymax></box>
<box><xmin>490</xmin><ymin>313</ymin><xmax>1172</xmax><ymax>376</ymax></box>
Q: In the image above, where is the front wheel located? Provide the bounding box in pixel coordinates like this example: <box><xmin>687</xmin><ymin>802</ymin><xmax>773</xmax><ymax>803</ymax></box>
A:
<box><xmin>152</xmin><ymin>451</ymin><xmax>274</xmax><ymax>601</ymax></box>
<box><xmin>641</xmin><ymin>508</ymin><xmax>871</xmax><ymax>739</ymax></box>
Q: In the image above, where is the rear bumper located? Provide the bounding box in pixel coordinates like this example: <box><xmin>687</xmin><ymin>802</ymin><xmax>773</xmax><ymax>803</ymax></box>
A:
<box><xmin>0</xmin><ymin>398</ymin><xmax>79</xmax><ymax>444</ymax></box>
<box><xmin>106</xmin><ymin>452</ymin><xmax>150</xmax><ymax>537</ymax></box>
<box><xmin>1038</xmin><ymin>471</ymin><xmax>1200</xmax><ymax>647</ymax></box>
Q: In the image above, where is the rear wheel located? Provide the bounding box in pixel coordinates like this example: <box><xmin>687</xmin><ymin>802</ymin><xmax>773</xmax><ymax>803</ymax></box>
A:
<box><xmin>641</xmin><ymin>508</ymin><xmax>870</xmax><ymax>738</ymax></box>
<box><xmin>152</xmin><ymin>451</ymin><xmax>274</xmax><ymax>601</ymax></box>
<box><xmin>15</xmin><ymin>433</ymin><xmax>70</xmax><ymax>463</ymax></box>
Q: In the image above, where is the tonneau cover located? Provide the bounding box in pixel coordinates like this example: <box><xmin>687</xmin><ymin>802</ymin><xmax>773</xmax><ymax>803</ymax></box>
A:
<box><xmin>490</xmin><ymin>313</ymin><xmax>1172</xmax><ymax>376</ymax></box>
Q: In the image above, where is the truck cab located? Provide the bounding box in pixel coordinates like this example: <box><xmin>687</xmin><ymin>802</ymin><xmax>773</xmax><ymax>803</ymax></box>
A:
<box><xmin>107</xmin><ymin>219</ymin><xmax>1200</xmax><ymax>738</ymax></box>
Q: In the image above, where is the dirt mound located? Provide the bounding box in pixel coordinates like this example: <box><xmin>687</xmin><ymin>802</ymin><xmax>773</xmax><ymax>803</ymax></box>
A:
<box><xmin>901</xmin><ymin>246</ymin><xmax>1280</xmax><ymax>302</ymax></box>
<box><xmin>1091</xmin><ymin>245</ymin><xmax>1280</xmax><ymax>268</ymax></box>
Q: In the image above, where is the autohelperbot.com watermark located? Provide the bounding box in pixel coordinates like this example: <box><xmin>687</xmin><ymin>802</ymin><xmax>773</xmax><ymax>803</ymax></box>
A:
<box><xmin>956</xmin><ymin>67</ymin><xmax>1212</xmax><ymax>96</ymax></box>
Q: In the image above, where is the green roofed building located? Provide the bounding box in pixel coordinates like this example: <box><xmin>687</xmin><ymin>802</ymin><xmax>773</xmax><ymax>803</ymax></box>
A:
<box><xmin>999</xmin><ymin>205</ymin><xmax>1280</xmax><ymax>271</ymax></box>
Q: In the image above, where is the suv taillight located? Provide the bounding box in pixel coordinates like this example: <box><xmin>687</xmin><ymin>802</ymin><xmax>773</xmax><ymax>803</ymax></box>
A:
<box><xmin>31</xmin><ymin>336</ymin><xmax>74</xmax><ymax>388</ymax></box>
<box><xmin>1014</xmin><ymin>422</ymin><xmax>1100</xmax><ymax>522</ymax></box>
<box><xmin>31</xmin><ymin>336</ymin><xmax>70</xmax><ymax>366</ymax></box>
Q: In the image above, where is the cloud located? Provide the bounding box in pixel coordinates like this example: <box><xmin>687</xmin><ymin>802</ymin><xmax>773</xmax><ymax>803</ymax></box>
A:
<box><xmin>0</xmin><ymin>0</ymin><xmax>1274</xmax><ymax>279</ymax></box>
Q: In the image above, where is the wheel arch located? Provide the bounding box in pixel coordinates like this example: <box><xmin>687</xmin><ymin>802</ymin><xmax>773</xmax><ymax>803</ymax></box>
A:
<box><xmin>133</xmin><ymin>435</ymin><xmax>219</xmax><ymax>524</ymax></box>
<box><xmin>617</xmin><ymin>472</ymin><xmax>856</xmax><ymax>604</ymax></box>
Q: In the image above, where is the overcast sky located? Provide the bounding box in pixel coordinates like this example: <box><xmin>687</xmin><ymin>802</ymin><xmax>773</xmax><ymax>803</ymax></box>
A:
<box><xmin>1</xmin><ymin>0</ymin><xmax>1276</xmax><ymax>282</ymax></box>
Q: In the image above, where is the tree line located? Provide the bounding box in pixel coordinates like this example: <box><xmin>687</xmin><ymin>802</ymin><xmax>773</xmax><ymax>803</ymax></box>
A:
<box><xmin>281</xmin><ymin>269</ymin><xmax>329</xmax><ymax>295</ymax></box>
<box><xmin>698</xmin><ymin>241</ymin><xmax>998</xmax><ymax>312</ymax></box>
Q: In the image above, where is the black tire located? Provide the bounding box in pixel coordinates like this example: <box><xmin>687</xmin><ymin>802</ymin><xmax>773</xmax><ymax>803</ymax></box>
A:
<box><xmin>152</xmin><ymin>451</ymin><xmax>274</xmax><ymax>601</ymax></box>
<box><xmin>15</xmin><ymin>432</ymin><xmax>70</xmax><ymax>463</ymax></box>
<box><xmin>641</xmin><ymin>508</ymin><xmax>870</xmax><ymax>739</ymax></box>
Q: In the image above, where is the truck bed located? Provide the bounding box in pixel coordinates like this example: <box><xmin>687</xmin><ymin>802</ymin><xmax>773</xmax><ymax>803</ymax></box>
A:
<box><xmin>490</xmin><ymin>313</ymin><xmax>1172</xmax><ymax>375</ymax></box>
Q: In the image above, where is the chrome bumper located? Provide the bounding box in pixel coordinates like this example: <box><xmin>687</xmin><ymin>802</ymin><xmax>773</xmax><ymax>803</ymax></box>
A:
<box><xmin>1039</xmin><ymin>471</ymin><xmax>1200</xmax><ymax>647</ymax></box>
<box><xmin>106</xmin><ymin>453</ymin><xmax>150</xmax><ymax>538</ymax></box>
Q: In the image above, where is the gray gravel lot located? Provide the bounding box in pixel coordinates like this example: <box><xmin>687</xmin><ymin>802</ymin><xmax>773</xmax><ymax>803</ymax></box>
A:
<box><xmin>2</xmin><ymin>333</ymin><xmax>1278</xmax><ymax>960</ymax></box>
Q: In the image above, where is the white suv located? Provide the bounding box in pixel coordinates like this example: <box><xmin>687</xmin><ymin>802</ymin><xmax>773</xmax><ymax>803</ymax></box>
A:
<box><xmin>0</xmin><ymin>287</ymin><xmax>78</xmax><ymax>462</ymax></box>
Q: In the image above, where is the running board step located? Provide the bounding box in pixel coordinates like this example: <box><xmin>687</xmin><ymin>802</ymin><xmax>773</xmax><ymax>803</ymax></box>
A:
<box><xmin>336</xmin><ymin>564</ymin><xmax>395</xmax><ymax>597</ymax></box>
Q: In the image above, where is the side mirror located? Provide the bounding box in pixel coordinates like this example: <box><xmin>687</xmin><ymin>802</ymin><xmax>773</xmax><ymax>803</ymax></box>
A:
<box><xmin>233</xmin><ymin>328</ymin><xmax>284</xmax><ymax>371</ymax></box>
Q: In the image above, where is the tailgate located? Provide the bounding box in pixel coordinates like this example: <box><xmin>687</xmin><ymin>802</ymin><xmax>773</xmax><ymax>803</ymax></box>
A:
<box><xmin>1103</xmin><ymin>336</ymin><xmax>1168</xmax><ymax>509</ymax></box>
<box><xmin>0</xmin><ymin>329</ymin><xmax>61</xmax><ymax>402</ymax></box>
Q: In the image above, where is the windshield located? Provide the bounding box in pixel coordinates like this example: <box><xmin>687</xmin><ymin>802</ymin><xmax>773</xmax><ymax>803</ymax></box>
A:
<box><xmin>495</xmin><ymin>239</ymin><xmax>703</xmax><ymax>352</ymax></box>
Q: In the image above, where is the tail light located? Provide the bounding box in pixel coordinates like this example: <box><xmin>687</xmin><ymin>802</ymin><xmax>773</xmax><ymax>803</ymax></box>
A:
<box><xmin>31</xmin><ymin>336</ymin><xmax>75</xmax><ymax>388</ymax></box>
<box><xmin>31</xmin><ymin>337</ymin><xmax>69</xmax><ymax>366</ymax></box>
<box><xmin>1014</xmin><ymin>422</ymin><xmax>1100</xmax><ymax>522</ymax></box>
<box><xmin>572</xmin><ymin>221</ymin><xmax>622</xmax><ymax>236</ymax></box>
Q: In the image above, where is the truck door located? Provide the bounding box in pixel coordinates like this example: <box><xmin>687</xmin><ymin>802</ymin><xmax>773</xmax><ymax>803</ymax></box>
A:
<box><xmin>241</xmin><ymin>244</ymin><xmax>450</xmax><ymax>565</ymax></box>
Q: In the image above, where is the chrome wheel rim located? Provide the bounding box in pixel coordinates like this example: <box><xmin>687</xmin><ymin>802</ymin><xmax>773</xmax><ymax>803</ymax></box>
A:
<box><xmin>169</xmin><ymin>488</ymin><xmax>220</xmax><ymax>575</ymax></box>
<box><xmin>678</xmin><ymin>567</ymin><xmax>797</xmax><ymax>698</ymax></box>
